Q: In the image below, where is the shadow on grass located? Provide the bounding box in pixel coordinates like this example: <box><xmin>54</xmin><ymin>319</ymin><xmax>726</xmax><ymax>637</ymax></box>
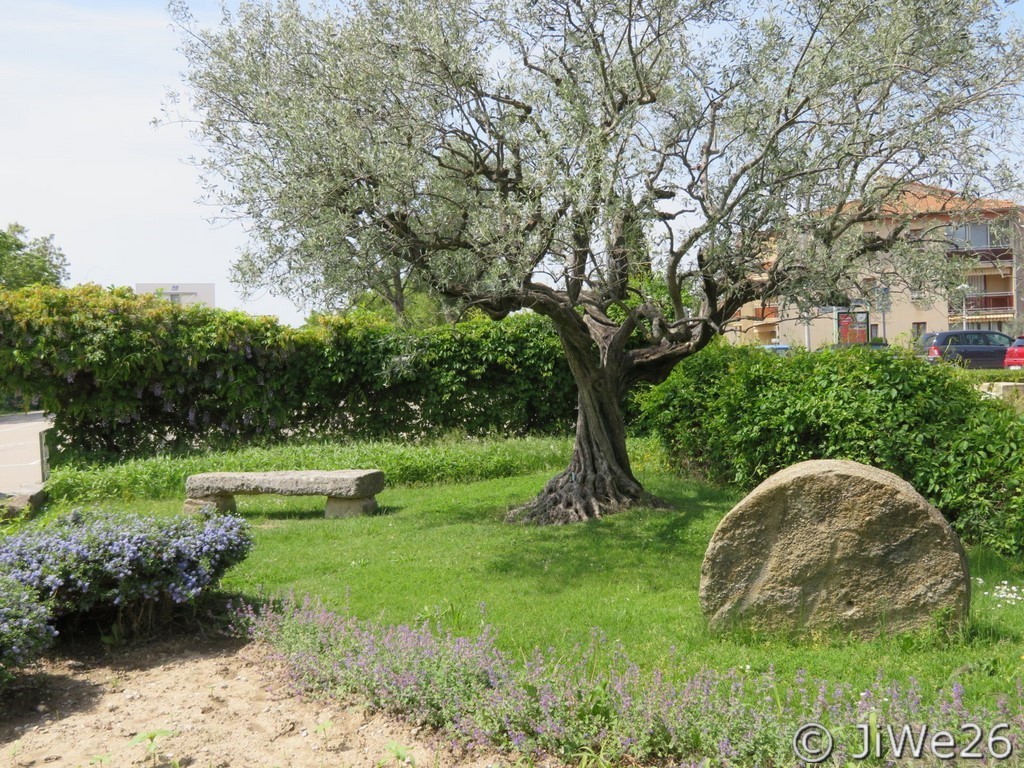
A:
<box><xmin>960</xmin><ymin>617</ymin><xmax>1022</xmax><ymax>646</ymax></box>
<box><xmin>241</xmin><ymin>504</ymin><xmax>405</xmax><ymax>521</ymax></box>
<box><xmin>389</xmin><ymin>471</ymin><xmax>742</xmax><ymax>532</ymax></box>
<box><xmin>241</xmin><ymin>507</ymin><xmax>325</xmax><ymax>521</ymax></box>
<box><xmin>970</xmin><ymin>547</ymin><xmax>1024</xmax><ymax>580</ymax></box>
<box><xmin>380</xmin><ymin>474</ymin><xmax>551</xmax><ymax>527</ymax></box>
<box><xmin>483</xmin><ymin>474</ymin><xmax>739</xmax><ymax>593</ymax></box>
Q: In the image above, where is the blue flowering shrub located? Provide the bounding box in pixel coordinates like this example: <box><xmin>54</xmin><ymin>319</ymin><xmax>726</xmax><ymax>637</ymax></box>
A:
<box><xmin>0</xmin><ymin>575</ymin><xmax>55</xmax><ymax>689</ymax></box>
<box><xmin>0</xmin><ymin>510</ymin><xmax>252</xmax><ymax>630</ymax></box>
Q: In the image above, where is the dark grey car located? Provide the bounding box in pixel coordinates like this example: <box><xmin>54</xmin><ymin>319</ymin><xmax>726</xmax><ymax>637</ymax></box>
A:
<box><xmin>919</xmin><ymin>330</ymin><xmax>1014</xmax><ymax>369</ymax></box>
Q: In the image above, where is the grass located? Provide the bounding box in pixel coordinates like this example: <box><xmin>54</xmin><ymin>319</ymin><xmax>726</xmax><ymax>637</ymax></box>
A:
<box><xmin>44</xmin><ymin>452</ymin><xmax>1024</xmax><ymax>711</ymax></box>
<box><xmin>44</xmin><ymin>435</ymin><xmax>579</xmax><ymax>502</ymax></box>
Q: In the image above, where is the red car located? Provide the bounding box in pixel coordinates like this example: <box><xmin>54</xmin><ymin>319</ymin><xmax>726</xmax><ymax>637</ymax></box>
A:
<box><xmin>1004</xmin><ymin>336</ymin><xmax>1024</xmax><ymax>369</ymax></box>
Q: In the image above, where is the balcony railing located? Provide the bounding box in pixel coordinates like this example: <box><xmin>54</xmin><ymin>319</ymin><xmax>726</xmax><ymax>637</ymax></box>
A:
<box><xmin>948</xmin><ymin>292</ymin><xmax>1014</xmax><ymax>316</ymax></box>
<box><xmin>948</xmin><ymin>246</ymin><xmax>1014</xmax><ymax>264</ymax></box>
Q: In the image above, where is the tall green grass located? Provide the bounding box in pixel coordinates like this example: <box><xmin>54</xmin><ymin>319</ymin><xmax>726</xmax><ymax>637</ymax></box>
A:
<box><xmin>45</xmin><ymin>435</ymin><xmax>671</xmax><ymax>503</ymax></box>
<box><xmin>45</xmin><ymin>435</ymin><xmax>574</xmax><ymax>502</ymax></box>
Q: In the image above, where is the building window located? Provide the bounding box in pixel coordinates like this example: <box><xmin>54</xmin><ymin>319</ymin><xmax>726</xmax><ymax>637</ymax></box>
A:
<box><xmin>948</xmin><ymin>220</ymin><xmax>1012</xmax><ymax>249</ymax></box>
<box><xmin>912</xmin><ymin>322</ymin><xmax>927</xmax><ymax>339</ymax></box>
<box><xmin>869</xmin><ymin>323</ymin><xmax>879</xmax><ymax>340</ymax></box>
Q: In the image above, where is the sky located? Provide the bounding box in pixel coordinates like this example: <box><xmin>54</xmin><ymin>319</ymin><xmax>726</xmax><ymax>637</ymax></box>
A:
<box><xmin>3</xmin><ymin>1</ymin><xmax>1023</xmax><ymax>331</ymax></box>
<box><xmin>0</xmin><ymin>0</ymin><xmax>307</xmax><ymax>325</ymax></box>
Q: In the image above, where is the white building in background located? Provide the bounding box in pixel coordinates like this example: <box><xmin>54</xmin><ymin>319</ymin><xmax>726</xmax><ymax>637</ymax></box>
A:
<box><xmin>135</xmin><ymin>283</ymin><xmax>216</xmax><ymax>308</ymax></box>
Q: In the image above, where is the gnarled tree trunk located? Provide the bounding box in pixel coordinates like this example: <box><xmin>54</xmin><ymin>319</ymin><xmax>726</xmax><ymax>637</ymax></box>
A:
<box><xmin>507</xmin><ymin>332</ymin><xmax>648</xmax><ymax>524</ymax></box>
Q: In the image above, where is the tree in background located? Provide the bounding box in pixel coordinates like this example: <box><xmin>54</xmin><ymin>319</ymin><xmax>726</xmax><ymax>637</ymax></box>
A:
<box><xmin>0</xmin><ymin>223</ymin><xmax>69</xmax><ymax>290</ymax></box>
<box><xmin>340</xmin><ymin>287</ymin><xmax>465</xmax><ymax>327</ymax></box>
<box><xmin>173</xmin><ymin>0</ymin><xmax>1024</xmax><ymax>523</ymax></box>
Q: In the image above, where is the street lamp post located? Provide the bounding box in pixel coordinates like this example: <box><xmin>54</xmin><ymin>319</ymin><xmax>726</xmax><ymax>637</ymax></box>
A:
<box><xmin>957</xmin><ymin>283</ymin><xmax>971</xmax><ymax>330</ymax></box>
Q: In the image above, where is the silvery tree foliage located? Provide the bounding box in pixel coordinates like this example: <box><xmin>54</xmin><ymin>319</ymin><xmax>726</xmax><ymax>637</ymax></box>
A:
<box><xmin>173</xmin><ymin>0</ymin><xmax>1023</xmax><ymax>522</ymax></box>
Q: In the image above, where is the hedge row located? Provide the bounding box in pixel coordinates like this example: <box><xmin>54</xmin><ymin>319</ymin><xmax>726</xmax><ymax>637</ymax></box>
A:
<box><xmin>638</xmin><ymin>342</ymin><xmax>1024</xmax><ymax>555</ymax></box>
<box><xmin>0</xmin><ymin>286</ymin><xmax>577</xmax><ymax>462</ymax></box>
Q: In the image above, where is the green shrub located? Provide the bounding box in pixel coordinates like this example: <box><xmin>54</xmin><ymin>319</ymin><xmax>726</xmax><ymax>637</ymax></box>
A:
<box><xmin>0</xmin><ymin>387</ymin><xmax>25</xmax><ymax>413</ymax></box>
<box><xmin>0</xmin><ymin>285</ymin><xmax>576</xmax><ymax>461</ymax></box>
<box><xmin>0</xmin><ymin>574</ymin><xmax>54</xmax><ymax>690</ymax></box>
<box><xmin>0</xmin><ymin>510</ymin><xmax>252</xmax><ymax>630</ymax></box>
<box><xmin>639</xmin><ymin>343</ymin><xmax>1024</xmax><ymax>554</ymax></box>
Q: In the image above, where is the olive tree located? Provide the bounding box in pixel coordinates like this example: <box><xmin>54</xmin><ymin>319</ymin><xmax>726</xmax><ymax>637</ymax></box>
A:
<box><xmin>172</xmin><ymin>0</ymin><xmax>1023</xmax><ymax>523</ymax></box>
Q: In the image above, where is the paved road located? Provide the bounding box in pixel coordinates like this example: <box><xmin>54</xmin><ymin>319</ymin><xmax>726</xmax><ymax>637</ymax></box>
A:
<box><xmin>0</xmin><ymin>412</ymin><xmax>50</xmax><ymax>494</ymax></box>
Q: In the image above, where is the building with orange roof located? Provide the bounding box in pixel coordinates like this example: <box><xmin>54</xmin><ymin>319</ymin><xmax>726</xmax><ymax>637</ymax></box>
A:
<box><xmin>729</xmin><ymin>183</ymin><xmax>1023</xmax><ymax>348</ymax></box>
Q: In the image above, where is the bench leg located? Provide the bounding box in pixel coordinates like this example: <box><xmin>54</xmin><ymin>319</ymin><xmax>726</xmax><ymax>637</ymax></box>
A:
<box><xmin>184</xmin><ymin>494</ymin><xmax>237</xmax><ymax>515</ymax></box>
<box><xmin>325</xmin><ymin>496</ymin><xmax>378</xmax><ymax>518</ymax></box>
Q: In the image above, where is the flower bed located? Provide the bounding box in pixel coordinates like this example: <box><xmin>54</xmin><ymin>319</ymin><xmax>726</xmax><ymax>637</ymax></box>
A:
<box><xmin>242</xmin><ymin>595</ymin><xmax>1024</xmax><ymax>766</ymax></box>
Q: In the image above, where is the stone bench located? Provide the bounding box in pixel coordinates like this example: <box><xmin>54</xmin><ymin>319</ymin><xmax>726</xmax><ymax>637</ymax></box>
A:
<box><xmin>183</xmin><ymin>470</ymin><xmax>385</xmax><ymax>518</ymax></box>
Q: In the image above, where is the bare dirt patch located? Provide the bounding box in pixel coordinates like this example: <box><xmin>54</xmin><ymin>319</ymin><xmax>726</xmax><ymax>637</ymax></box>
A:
<box><xmin>0</xmin><ymin>637</ymin><xmax>520</xmax><ymax>768</ymax></box>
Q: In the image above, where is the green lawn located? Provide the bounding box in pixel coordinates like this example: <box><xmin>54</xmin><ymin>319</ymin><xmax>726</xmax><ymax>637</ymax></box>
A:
<box><xmin>72</xmin><ymin>465</ymin><xmax>1024</xmax><ymax>709</ymax></box>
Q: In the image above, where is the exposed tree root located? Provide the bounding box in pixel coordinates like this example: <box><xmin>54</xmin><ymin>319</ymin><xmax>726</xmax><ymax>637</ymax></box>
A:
<box><xmin>507</xmin><ymin>464</ymin><xmax>664</xmax><ymax>524</ymax></box>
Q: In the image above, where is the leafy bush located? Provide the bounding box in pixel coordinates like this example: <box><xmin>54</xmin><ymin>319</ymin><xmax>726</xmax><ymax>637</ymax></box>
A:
<box><xmin>0</xmin><ymin>574</ymin><xmax>55</xmax><ymax>689</ymax></box>
<box><xmin>639</xmin><ymin>343</ymin><xmax>1024</xmax><ymax>554</ymax></box>
<box><xmin>244</xmin><ymin>595</ymin><xmax>1024</xmax><ymax>766</ymax></box>
<box><xmin>0</xmin><ymin>511</ymin><xmax>252</xmax><ymax>622</ymax></box>
<box><xmin>0</xmin><ymin>285</ymin><xmax>576</xmax><ymax>462</ymax></box>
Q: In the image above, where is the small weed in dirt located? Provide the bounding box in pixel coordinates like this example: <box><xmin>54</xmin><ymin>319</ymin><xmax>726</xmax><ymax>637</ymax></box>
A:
<box><xmin>130</xmin><ymin>728</ymin><xmax>175</xmax><ymax>766</ymax></box>
<box><xmin>381</xmin><ymin>741</ymin><xmax>416</xmax><ymax>767</ymax></box>
<box><xmin>314</xmin><ymin>718</ymin><xmax>334</xmax><ymax>751</ymax></box>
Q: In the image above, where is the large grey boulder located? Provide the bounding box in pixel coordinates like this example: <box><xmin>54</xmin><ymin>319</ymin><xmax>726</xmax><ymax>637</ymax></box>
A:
<box><xmin>699</xmin><ymin>460</ymin><xmax>970</xmax><ymax>637</ymax></box>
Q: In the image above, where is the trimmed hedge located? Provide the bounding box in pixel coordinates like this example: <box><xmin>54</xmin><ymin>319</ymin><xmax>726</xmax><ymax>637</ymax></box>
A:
<box><xmin>0</xmin><ymin>285</ymin><xmax>576</xmax><ymax>462</ymax></box>
<box><xmin>639</xmin><ymin>342</ymin><xmax>1024</xmax><ymax>555</ymax></box>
